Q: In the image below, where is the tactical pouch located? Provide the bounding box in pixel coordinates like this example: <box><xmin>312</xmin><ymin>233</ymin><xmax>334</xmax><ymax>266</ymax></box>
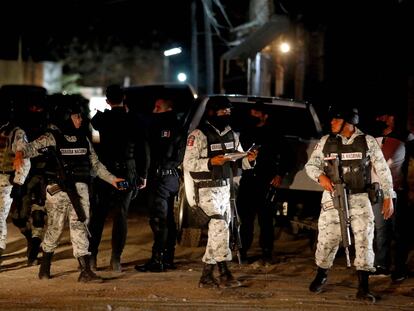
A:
<box><xmin>188</xmin><ymin>205</ymin><xmax>211</xmax><ymax>229</ymax></box>
<box><xmin>191</xmin><ymin>180</ymin><xmax>227</xmax><ymax>228</ymax></box>
<box><xmin>367</xmin><ymin>182</ymin><xmax>384</xmax><ymax>205</ymax></box>
<box><xmin>47</xmin><ymin>184</ymin><xmax>62</xmax><ymax>196</ymax></box>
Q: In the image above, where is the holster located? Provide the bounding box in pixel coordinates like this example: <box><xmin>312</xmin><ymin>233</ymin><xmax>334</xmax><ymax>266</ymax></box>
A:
<box><xmin>190</xmin><ymin>180</ymin><xmax>226</xmax><ymax>228</ymax></box>
<box><xmin>367</xmin><ymin>182</ymin><xmax>384</xmax><ymax>205</ymax></box>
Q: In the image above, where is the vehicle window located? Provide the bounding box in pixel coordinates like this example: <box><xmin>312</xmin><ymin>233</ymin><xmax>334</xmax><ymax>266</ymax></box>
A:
<box><xmin>229</xmin><ymin>101</ymin><xmax>319</xmax><ymax>139</ymax></box>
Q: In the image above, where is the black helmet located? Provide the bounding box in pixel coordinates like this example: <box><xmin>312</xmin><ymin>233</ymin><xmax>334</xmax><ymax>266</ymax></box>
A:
<box><xmin>328</xmin><ymin>105</ymin><xmax>359</xmax><ymax>125</ymax></box>
<box><xmin>205</xmin><ymin>96</ymin><xmax>233</xmax><ymax>112</ymax></box>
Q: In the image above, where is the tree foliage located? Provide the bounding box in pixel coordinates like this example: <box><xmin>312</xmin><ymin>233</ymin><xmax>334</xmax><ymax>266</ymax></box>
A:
<box><xmin>58</xmin><ymin>36</ymin><xmax>163</xmax><ymax>88</ymax></box>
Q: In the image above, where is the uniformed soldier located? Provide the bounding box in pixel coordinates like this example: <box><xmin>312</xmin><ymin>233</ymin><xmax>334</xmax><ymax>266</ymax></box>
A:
<box><xmin>305</xmin><ymin>106</ymin><xmax>394</xmax><ymax>302</ymax></box>
<box><xmin>10</xmin><ymin>100</ymin><xmax>49</xmax><ymax>266</ymax></box>
<box><xmin>0</xmin><ymin>114</ymin><xmax>31</xmax><ymax>266</ymax></box>
<box><xmin>183</xmin><ymin>96</ymin><xmax>257</xmax><ymax>288</ymax></box>
<box><xmin>135</xmin><ymin>97</ymin><xmax>185</xmax><ymax>272</ymax></box>
<box><xmin>14</xmin><ymin>102</ymin><xmax>124</xmax><ymax>282</ymax></box>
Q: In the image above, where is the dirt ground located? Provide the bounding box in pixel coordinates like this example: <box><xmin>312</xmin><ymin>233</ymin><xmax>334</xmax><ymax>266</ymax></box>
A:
<box><xmin>0</xmin><ymin>209</ymin><xmax>413</xmax><ymax>311</ymax></box>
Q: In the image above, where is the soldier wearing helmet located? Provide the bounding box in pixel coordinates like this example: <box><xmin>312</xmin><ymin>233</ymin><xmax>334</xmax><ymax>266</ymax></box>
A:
<box><xmin>305</xmin><ymin>105</ymin><xmax>394</xmax><ymax>302</ymax></box>
<box><xmin>10</xmin><ymin>98</ymin><xmax>49</xmax><ymax>266</ymax></box>
<box><xmin>14</xmin><ymin>100</ymin><xmax>124</xmax><ymax>283</ymax></box>
<box><xmin>183</xmin><ymin>96</ymin><xmax>257</xmax><ymax>288</ymax></box>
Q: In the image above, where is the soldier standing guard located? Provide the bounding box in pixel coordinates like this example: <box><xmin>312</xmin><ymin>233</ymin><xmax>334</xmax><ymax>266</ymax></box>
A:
<box><xmin>135</xmin><ymin>97</ymin><xmax>185</xmax><ymax>272</ymax></box>
<box><xmin>14</xmin><ymin>102</ymin><xmax>124</xmax><ymax>282</ymax></box>
<box><xmin>305</xmin><ymin>106</ymin><xmax>394</xmax><ymax>302</ymax></box>
<box><xmin>10</xmin><ymin>100</ymin><xmax>49</xmax><ymax>266</ymax></box>
<box><xmin>183</xmin><ymin>96</ymin><xmax>257</xmax><ymax>288</ymax></box>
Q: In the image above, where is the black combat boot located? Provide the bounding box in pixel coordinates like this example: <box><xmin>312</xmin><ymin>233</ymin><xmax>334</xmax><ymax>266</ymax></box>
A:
<box><xmin>89</xmin><ymin>254</ymin><xmax>97</xmax><ymax>271</ymax></box>
<box><xmin>217</xmin><ymin>261</ymin><xmax>242</xmax><ymax>288</ymax></box>
<box><xmin>110</xmin><ymin>255</ymin><xmax>122</xmax><ymax>273</ymax></box>
<box><xmin>262</xmin><ymin>249</ymin><xmax>275</xmax><ymax>265</ymax></box>
<box><xmin>163</xmin><ymin>248</ymin><xmax>177</xmax><ymax>270</ymax></box>
<box><xmin>356</xmin><ymin>270</ymin><xmax>377</xmax><ymax>303</ymax></box>
<box><xmin>135</xmin><ymin>251</ymin><xmax>165</xmax><ymax>272</ymax></box>
<box><xmin>309</xmin><ymin>267</ymin><xmax>328</xmax><ymax>293</ymax></box>
<box><xmin>38</xmin><ymin>251</ymin><xmax>53</xmax><ymax>280</ymax></box>
<box><xmin>27</xmin><ymin>237</ymin><xmax>41</xmax><ymax>266</ymax></box>
<box><xmin>22</xmin><ymin>230</ymin><xmax>32</xmax><ymax>256</ymax></box>
<box><xmin>78</xmin><ymin>255</ymin><xmax>103</xmax><ymax>283</ymax></box>
<box><xmin>198</xmin><ymin>264</ymin><xmax>219</xmax><ymax>288</ymax></box>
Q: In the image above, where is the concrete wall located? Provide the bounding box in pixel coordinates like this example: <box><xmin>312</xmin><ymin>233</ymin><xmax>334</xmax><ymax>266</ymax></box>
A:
<box><xmin>0</xmin><ymin>60</ymin><xmax>44</xmax><ymax>87</ymax></box>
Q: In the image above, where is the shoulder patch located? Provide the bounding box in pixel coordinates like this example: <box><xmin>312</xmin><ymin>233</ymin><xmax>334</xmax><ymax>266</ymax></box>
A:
<box><xmin>187</xmin><ymin>135</ymin><xmax>195</xmax><ymax>146</ymax></box>
<box><xmin>161</xmin><ymin>130</ymin><xmax>171</xmax><ymax>138</ymax></box>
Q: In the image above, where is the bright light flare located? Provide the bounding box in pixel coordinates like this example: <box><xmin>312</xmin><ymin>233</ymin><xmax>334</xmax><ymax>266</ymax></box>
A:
<box><xmin>280</xmin><ymin>42</ymin><xmax>291</xmax><ymax>53</ymax></box>
<box><xmin>177</xmin><ymin>72</ymin><xmax>187</xmax><ymax>82</ymax></box>
<box><xmin>164</xmin><ymin>47</ymin><xmax>182</xmax><ymax>57</ymax></box>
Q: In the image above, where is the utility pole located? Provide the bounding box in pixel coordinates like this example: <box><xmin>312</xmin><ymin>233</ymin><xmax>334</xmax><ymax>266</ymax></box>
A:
<box><xmin>203</xmin><ymin>0</ymin><xmax>214</xmax><ymax>94</ymax></box>
<box><xmin>191</xmin><ymin>0</ymin><xmax>199</xmax><ymax>92</ymax></box>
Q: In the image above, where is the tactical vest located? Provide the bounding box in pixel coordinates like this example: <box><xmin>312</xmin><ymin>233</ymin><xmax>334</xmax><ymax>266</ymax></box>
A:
<box><xmin>47</xmin><ymin>130</ymin><xmax>91</xmax><ymax>183</ymax></box>
<box><xmin>322</xmin><ymin>134</ymin><xmax>371</xmax><ymax>193</ymax></box>
<box><xmin>0</xmin><ymin>128</ymin><xmax>18</xmax><ymax>173</ymax></box>
<box><xmin>190</xmin><ymin>124</ymin><xmax>238</xmax><ymax>180</ymax></box>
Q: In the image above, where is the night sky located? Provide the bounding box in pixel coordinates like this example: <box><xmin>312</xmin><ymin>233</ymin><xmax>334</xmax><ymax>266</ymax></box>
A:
<box><xmin>0</xmin><ymin>0</ymin><xmax>193</xmax><ymax>60</ymax></box>
<box><xmin>1</xmin><ymin>0</ymin><xmax>414</xmax><ymax>108</ymax></box>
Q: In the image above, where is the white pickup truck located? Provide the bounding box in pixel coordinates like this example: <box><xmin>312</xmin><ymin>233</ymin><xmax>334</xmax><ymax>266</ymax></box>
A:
<box><xmin>177</xmin><ymin>95</ymin><xmax>324</xmax><ymax>246</ymax></box>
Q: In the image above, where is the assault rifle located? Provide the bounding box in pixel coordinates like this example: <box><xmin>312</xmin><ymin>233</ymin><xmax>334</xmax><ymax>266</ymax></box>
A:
<box><xmin>324</xmin><ymin>156</ymin><xmax>352</xmax><ymax>268</ymax></box>
<box><xmin>43</xmin><ymin>147</ymin><xmax>91</xmax><ymax>237</ymax></box>
<box><xmin>229</xmin><ymin>174</ymin><xmax>242</xmax><ymax>264</ymax></box>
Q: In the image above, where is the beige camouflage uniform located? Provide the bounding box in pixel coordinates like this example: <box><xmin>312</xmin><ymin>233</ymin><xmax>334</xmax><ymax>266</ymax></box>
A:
<box><xmin>305</xmin><ymin>128</ymin><xmax>393</xmax><ymax>272</ymax></box>
<box><xmin>0</xmin><ymin>126</ymin><xmax>31</xmax><ymax>250</ymax></box>
<box><xmin>183</xmin><ymin>125</ymin><xmax>253</xmax><ymax>264</ymax></box>
<box><xmin>19</xmin><ymin>127</ymin><xmax>116</xmax><ymax>258</ymax></box>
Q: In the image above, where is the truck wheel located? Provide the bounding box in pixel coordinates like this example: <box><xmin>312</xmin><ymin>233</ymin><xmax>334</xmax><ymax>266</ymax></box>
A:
<box><xmin>174</xmin><ymin>185</ymin><xmax>188</xmax><ymax>235</ymax></box>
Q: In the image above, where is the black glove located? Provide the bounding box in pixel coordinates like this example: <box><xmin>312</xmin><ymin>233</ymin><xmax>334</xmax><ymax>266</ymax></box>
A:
<box><xmin>10</xmin><ymin>183</ymin><xmax>25</xmax><ymax>199</ymax></box>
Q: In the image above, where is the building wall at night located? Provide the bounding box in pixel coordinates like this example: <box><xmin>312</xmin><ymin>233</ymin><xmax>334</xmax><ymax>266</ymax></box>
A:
<box><xmin>0</xmin><ymin>60</ymin><xmax>62</xmax><ymax>93</ymax></box>
<box><xmin>0</xmin><ymin>60</ymin><xmax>43</xmax><ymax>86</ymax></box>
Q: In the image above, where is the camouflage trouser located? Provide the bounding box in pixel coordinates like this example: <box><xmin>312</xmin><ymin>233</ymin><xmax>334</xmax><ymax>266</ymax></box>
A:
<box><xmin>42</xmin><ymin>182</ymin><xmax>91</xmax><ymax>258</ymax></box>
<box><xmin>198</xmin><ymin>185</ymin><xmax>232</xmax><ymax>264</ymax></box>
<box><xmin>315</xmin><ymin>193</ymin><xmax>375</xmax><ymax>272</ymax></box>
<box><xmin>0</xmin><ymin>174</ymin><xmax>13</xmax><ymax>250</ymax></box>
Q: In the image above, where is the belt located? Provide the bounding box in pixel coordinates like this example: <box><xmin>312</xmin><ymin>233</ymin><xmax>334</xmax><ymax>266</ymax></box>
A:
<box><xmin>347</xmin><ymin>188</ymin><xmax>367</xmax><ymax>194</ymax></box>
<box><xmin>196</xmin><ymin>179</ymin><xmax>228</xmax><ymax>188</ymax></box>
<box><xmin>156</xmin><ymin>168</ymin><xmax>178</xmax><ymax>176</ymax></box>
<box><xmin>110</xmin><ymin>162</ymin><xmax>127</xmax><ymax>172</ymax></box>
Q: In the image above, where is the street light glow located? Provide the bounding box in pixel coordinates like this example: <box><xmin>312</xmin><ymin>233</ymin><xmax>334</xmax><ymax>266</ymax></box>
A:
<box><xmin>164</xmin><ymin>47</ymin><xmax>182</xmax><ymax>57</ymax></box>
<box><xmin>280</xmin><ymin>42</ymin><xmax>291</xmax><ymax>53</ymax></box>
<box><xmin>177</xmin><ymin>72</ymin><xmax>187</xmax><ymax>82</ymax></box>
